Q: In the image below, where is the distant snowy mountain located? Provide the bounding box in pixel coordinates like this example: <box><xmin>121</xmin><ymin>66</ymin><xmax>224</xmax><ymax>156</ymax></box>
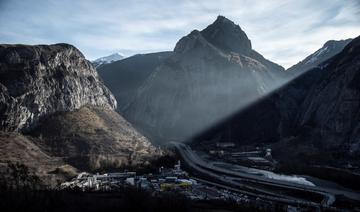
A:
<box><xmin>92</xmin><ymin>53</ymin><xmax>125</xmax><ymax>68</ymax></box>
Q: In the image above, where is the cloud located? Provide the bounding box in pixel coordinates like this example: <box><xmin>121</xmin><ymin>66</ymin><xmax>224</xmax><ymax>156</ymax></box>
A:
<box><xmin>0</xmin><ymin>0</ymin><xmax>359</xmax><ymax>67</ymax></box>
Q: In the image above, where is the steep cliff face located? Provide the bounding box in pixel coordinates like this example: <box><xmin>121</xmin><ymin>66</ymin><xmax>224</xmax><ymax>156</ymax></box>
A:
<box><xmin>195</xmin><ymin>36</ymin><xmax>360</xmax><ymax>166</ymax></box>
<box><xmin>122</xmin><ymin>16</ymin><xmax>285</xmax><ymax>144</ymax></box>
<box><xmin>0</xmin><ymin>43</ymin><xmax>117</xmax><ymax>132</ymax></box>
<box><xmin>0</xmin><ymin>44</ymin><xmax>160</xmax><ymax>180</ymax></box>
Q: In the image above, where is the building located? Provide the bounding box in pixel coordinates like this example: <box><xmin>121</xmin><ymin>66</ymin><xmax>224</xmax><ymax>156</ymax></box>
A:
<box><xmin>264</xmin><ymin>148</ymin><xmax>272</xmax><ymax>160</ymax></box>
<box><xmin>216</xmin><ymin>142</ymin><xmax>235</xmax><ymax>148</ymax></box>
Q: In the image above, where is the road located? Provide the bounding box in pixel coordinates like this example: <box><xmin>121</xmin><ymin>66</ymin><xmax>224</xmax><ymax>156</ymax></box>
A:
<box><xmin>171</xmin><ymin>142</ymin><xmax>360</xmax><ymax>208</ymax></box>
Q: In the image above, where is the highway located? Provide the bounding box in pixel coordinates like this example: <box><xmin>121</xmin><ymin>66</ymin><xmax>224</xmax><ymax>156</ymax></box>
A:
<box><xmin>170</xmin><ymin>142</ymin><xmax>360</xmax><ymax>208</ymax></box>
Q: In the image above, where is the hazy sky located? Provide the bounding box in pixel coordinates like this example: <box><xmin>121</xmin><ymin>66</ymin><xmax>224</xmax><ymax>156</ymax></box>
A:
<box><xmin>1</xmin><ymin>0</ymin><xmax>360</xmax><ymax>68</ymax></box>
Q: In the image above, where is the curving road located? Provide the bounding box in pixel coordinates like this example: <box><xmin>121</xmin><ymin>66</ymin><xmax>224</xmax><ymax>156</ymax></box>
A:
<box><xmin>171</xmin><ymin>142</ymin><xmax>360</xmax><ymax>208</ymax></box>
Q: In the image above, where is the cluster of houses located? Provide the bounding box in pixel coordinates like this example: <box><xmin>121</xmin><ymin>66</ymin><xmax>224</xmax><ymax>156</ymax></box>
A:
<box><xmin>59</xmin><ymin>160</ymin><xmax>251</xmax><ymax>203</ymax></box>
<box><xmin>60</xmin><ymin>161</ymin><xmax>195</xmax><ymax>192</ymax></box>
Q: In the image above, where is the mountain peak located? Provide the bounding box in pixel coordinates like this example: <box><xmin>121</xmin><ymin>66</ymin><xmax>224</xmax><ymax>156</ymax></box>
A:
<box><xmin>214</xmin><ymin>15</ymin><xmax>233</xmax><ymax>23</ymax></box>
<box><xmin>201</xmin><ymin>16</ymin><xmax>252</xmax><ymax>54</ymax></box>
<box><xmin>92</xmin><ymin>52</ymin><xmax>125</xmax><ymax>68</ymax></box>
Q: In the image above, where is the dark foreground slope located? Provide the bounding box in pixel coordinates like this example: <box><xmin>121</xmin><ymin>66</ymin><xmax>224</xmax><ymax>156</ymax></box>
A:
<box><xmin>194</xmin><ymin>36</ymin><xmax>360</xmax><ymax>167</ymax></box>
<box><xmin>0</xmin><ymin>44</ymin><xmax>159</xmax><ymax>185</ymax></box>
<box><xmin>0</xmin><ymin>188</ymin><xmax>282</xmax><ymax>212</ymax></box>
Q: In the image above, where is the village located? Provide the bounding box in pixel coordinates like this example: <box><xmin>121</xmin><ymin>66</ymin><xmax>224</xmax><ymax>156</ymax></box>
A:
<box><xmin>60</xmin><ymin>160</ymin><xmax>251</xmax><ymax>203</ymax></box>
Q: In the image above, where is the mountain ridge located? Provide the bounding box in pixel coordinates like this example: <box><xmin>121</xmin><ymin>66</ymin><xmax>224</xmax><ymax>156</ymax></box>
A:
<box><xmin>287</xmin><ymin>38</ymin><xmax>352</xmax><ymax>75</ymax></box>
<box><xmin>98</xmin><ymin>51</ymin><xmax>173</xmax><ymax>111</ymax></box>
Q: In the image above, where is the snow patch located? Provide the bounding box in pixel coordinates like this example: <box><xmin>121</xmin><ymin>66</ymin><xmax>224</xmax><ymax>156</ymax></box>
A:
<box><xmin>305</xmin><ymin>46</ymin><xmax>329</xmax><ymax>65</ymax></box>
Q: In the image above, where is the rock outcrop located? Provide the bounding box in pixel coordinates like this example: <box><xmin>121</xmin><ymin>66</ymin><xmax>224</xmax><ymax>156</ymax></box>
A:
<box><xmin>0</xmin><ymin>43</ymin><xmax>116</xmax><ymax>131</ymax></box>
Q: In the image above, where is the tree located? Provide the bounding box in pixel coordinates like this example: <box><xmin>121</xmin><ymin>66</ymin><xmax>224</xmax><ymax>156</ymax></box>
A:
<box><xmin>6</xmin><ymin>161</ymin><xmax>41</xmax><ymax>190</ymax></box>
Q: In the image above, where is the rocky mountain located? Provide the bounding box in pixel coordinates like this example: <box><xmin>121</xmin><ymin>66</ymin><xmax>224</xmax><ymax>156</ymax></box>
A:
<box><xmin>0</xmin><ymin>43</ymin><xmax>116</xmax><ymax>132</ymax></box>
<box><xmin>98</xmin><ymin>51</ymin><xmax>173</xmax><ymax>111</ymax></box>
<box><xmin>195</xmin><ymin>36</ymin><xmax>360</xmax><ymax>167</ymax></box>
<box><xmin>0</xmin><ymin>44</ymin><xmax>159</xmax><ymax>184</ymax></box>
<box><xmin>92</xmin><ymin>52</ymin><xmax>125</xmax><ymax>68</ymax></box>
<box><xmin>120</xmin><ymin>16</ymin><xmax>286</xmax><ymax>144</ymax></box>
<box><xmin>287</xmin><ymin>39</ymin><xmax>352</xmax><ymax>75</ymax></box>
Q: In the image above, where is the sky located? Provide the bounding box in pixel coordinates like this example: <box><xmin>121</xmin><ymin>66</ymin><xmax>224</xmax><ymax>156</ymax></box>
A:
<box><xmin>0</xmin><ymin>0</ymin><xmax>360</xmax><ymax>68</ymax></box>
